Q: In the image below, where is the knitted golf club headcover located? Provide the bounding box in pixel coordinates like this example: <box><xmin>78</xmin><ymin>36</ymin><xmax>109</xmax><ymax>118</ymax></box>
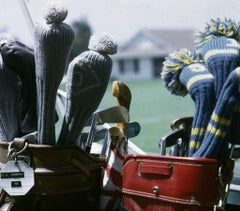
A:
<box><xmin>161</xmin><ymin>48</ymin><xmax>215</xmax><ymax>156</ymax></box>
<box><xmin>0</xmin><ymin>39</ymin><xmax>37</xmax><ymax>135</ymax></box>
<box><xmin>193</xmin><ymin>67</ymin><xmax>240</xmax><ymax>158</ymax></box>
<box><xmin>195</xmin><ymin>18</ymin><xmax>240</xmax><ymax>100</ymax></box>
<box><xmin>34</xmin><ymin>1</ymin><xmax>74</xmax><ymax>144</ymax></box>
<box><xmin>57</xmin><ymin>32</ymin><xmax>117</xmax><ymax>145</ymax></box>
<box><xmin>0</xmin><ymin>57</ymin><xmax>20</xmax><ymax>141</ymax></box>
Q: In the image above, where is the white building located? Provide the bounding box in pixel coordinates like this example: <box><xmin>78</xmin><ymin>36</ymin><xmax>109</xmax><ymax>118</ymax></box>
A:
<box><xmin>111</xmin><ymin>28</ymin><xmax>195</xmax><ymax>81</ymax></box>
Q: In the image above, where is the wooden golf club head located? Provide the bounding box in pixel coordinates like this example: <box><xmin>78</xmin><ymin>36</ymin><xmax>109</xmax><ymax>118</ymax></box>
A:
<box><xmin>112</xmin><ymin>81</ymin><xmax>132</xmax><ymax>131</ymax></box>
<box><xmin>109</xmin><ymin>127</ymin><xmax>126</xmax><ymax>144</ymax></box>
<box><xmin>112</xmin><ymin>81</ymin><xmax>131</xmax><ymax>111</ymax></box>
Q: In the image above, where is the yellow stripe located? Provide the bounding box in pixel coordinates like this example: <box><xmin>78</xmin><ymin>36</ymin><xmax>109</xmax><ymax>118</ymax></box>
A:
<box><xmin>204</xmin><ymin>49</ymin><xmax>239</xmax><ymax>62</ymax></box>
<box><xmin>207</xmin><ymin>124</ymin><xmax>226</xmax><ymax>138</ymax></box>
<box><xmin>235</xmin><ymin>67</ymin><xmax>240</xmax><ymax>77</ymax></box>
<box><xmin>191</xmin><ymin>128</ymin><xmax>206</xmax><ymax>136</ymax></box>
<box><xmin>189</xmin><ymin>140</ymin><xmax>201</xmax><ymax>149</ymax></box>
<box><xmin>211</xmin><ymin>112</ymin><xmax>231</xmax><ymax>126</ymax></box>
<box><xmin>186</xmin><ymin>74</ymin><xmax>214</xmax><ymax>90</ymax></box>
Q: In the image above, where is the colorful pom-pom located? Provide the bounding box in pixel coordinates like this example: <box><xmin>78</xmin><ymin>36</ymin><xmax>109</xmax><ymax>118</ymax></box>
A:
<box><xmin>88</xmin><ymin>32</ymin><xmax>118</xmax><ymax>55</ymax></box>
<box><xmin>194</xmin><ymin>17</ymin><xmax>240</xmax><ymax>54</ymax></box>
<box><xmin>43</xmin><ymin>0</ymin><xmax>68</xmax><ymax>24</ymax></box>
<box><xmin>161</xmin><ymin>48</ymin><xmax>196</xmax><ymax>96</ymax></box>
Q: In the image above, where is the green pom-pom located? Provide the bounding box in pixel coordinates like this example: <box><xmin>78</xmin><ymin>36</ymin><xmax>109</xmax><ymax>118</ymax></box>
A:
<box><xmin>161</xmin><ymin>48</ymin><xmax>196</xmax><ymax>96</ymax></box>
<box><xmin>88</xmin><ymin>32</ymin><xmax>118</xmax><ymax>55</ymax></box>
<box><xmin>43</xmin><ymin>1</ymin><xmax>68</xmax><ymax>24</ymax></box>
<box><xmin>194</xmin><ymin>17</ymin><xmax>240</xmax><ymax>54</ymax></box>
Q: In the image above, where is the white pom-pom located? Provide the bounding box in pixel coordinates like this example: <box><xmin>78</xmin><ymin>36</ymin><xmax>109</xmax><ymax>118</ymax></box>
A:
<box><xmin>42</xmin><ymin>0</ymin><xmax>68</xmax><ymax>24</ymax></box>
<box><xmin>88</xmin><ymin>32</ymin><xmax>118</xmax><ymax>55</ymax></box>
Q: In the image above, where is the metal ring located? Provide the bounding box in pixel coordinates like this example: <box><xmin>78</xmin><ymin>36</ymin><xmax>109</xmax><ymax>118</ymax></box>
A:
<box><xmin>7</xmin><ymin>148</ymin><xmax>17</xmax><ymax>159</ymax></box>
<box><xmin>8</xmin><ymin>141</ymin><xmax>28</xmax><ymax>159</ymax></box>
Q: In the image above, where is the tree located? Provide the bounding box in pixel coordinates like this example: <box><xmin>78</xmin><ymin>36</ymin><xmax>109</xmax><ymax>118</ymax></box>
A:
<box><xmin>69</xmin><ymin>18</ymin><xmax>92</xmax><ymax>61</ymax></box>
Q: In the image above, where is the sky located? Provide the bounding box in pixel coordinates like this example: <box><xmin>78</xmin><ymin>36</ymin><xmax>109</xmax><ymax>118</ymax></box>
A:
<box><xmin>1</xmin><ymin>0</ymin><xmax>240</xmax><ymax>47</ymax></box>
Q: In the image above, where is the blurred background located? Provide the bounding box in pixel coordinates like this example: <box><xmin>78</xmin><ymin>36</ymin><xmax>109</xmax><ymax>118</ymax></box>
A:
<box><xmin>1</xmin><ymin>0</ymin><xmax>240</xmax><ymax>152</ymax></box>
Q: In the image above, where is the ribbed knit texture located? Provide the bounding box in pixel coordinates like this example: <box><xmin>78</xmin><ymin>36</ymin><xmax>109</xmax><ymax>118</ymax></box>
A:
<box><xmin>161</xmin><ymin>49</ymin><xmax>215</xmax><ymax>156</ymax></box>
<box><xmin>179</xmin><ymin>64</ymin><xmax>215</xmax><ymax>156</ymax></box>
<box><xmin>0</xmin><ymin>41</ymin><xmax>37</xmax><ymax>135</ymax></box>
<box><xmin>57</xmin><ymin>51</ymin><xmax>112</xmax><ymax>145</ymax></box>
<box><xmin>34</xmin><ymin>4</ymin><xmax>74</xmax><ymax>144</ymax></box>
<box><xmin>193</xmin><ymin>67</ymin><xmax>240</xmax><ymax>158</ymax></box>
<box><xmin>201</xmin><ymin>37</ymin><xmax>240</xmax><ymax>100</ymax></box>
<box><xmin>0</xmin><ymin>61</ymin><xmax>20</xmax><ymax>141</ymax></box>
<box><xmin>57</xmin><ymin>32</ymin><xmax>117</xmax><ymax>145</ymax></box>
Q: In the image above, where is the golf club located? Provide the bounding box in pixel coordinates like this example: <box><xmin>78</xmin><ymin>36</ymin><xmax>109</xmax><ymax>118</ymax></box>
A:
<box><xmin>100</xmin><ymin>126</ymin><xmax>126</xmax><ymax>157</ymax></box>
<box><xmin>112</xmin><ymin>80</ymin><xmax>133</xmax><ymax>138</ymax></box>
<box><xmin>18</xmin><ymin>0</ymin><xmax>34</xmax><ymax>37</ymax></box>
<box><xmin>85</xmin><ymin>105</ymin><xmax>129</xmax><ymax>153</ymax></box>
<box><xmin>103</xmin><ymin>121</ymin><xmax>140</xmax><ymax>139</ymax></box>
<box><xmin>123</xmin><ymin>121</ymin><xmax>141</xmax><ymax>139</ymax></box>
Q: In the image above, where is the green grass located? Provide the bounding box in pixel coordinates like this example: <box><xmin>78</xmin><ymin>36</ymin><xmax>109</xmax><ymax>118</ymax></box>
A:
<box><xmin>98</xmin><ymin>79</ymin><xmax>194</xmax><ymax>153</ymax></box>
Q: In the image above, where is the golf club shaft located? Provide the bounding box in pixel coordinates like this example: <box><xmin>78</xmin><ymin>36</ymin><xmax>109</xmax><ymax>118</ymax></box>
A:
<box><xmin>85</xmin><ymin>114</ymin><xmax>97</xmax><ymax>153</ymax></box>
<box><xmin>18</xmin><ymin>0</ymin><xmax>34</xmax><ymax>38</ymax></box>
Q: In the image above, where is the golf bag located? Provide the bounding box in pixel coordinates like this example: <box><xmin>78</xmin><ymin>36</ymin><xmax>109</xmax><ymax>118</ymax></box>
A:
<box><xmin>122</xmin><ymin>154</ymin><xmax>234</xmax><ymax>211</ymax></box>
<box><xmin>99</xmin><ymin>137</ymin><xmax>128</xmax><ymax>210</ymax></box>
<box><xmin>0</xmin><ymin>139</ymin><xmax>105</xmax><ymax>211</ymax></box>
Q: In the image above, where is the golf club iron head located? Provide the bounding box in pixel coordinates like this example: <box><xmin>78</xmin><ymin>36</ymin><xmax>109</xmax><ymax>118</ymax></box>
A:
<box><xmin>85</xmin><ymin>105</ymin><xmax>129</xmax><ymax>153</ymax></box>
